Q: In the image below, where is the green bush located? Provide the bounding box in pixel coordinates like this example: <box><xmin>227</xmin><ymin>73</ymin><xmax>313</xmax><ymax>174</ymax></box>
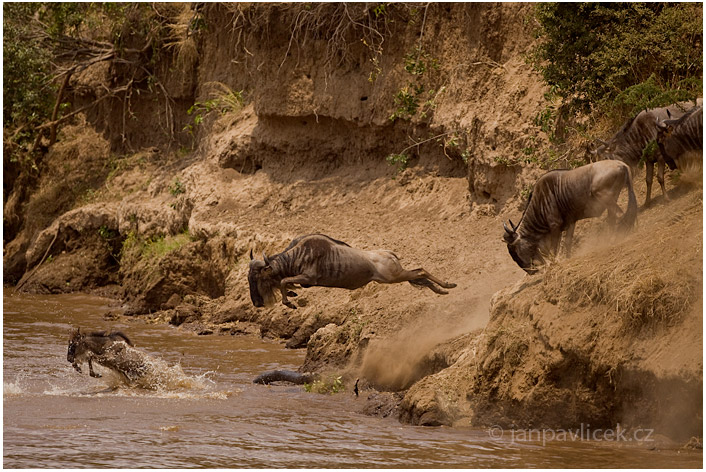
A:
<box><xmin>529</xmin><ymin>3</ymin><xmax>703</xmax><ymax>113</ymax></box>
<box><xmin>304</xmin><ymin>376</ymin><xmax>344</xmax><ymax>394</ymax></box>
<box><xmin>3</xmin><ymin>4</ymin><xmax>54</xmax><ymax>133</ymax></box>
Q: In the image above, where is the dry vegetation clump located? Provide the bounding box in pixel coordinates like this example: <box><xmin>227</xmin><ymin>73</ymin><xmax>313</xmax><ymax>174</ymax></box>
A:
<box><xmin>542</xmin><ymin>246</ymin><xmax>697</xmax><ymax>330</ymax></box>
<box><xmin>161</xmin><ymin>4</ymin><xmax>199</xmax><ymax>72</ymax></box>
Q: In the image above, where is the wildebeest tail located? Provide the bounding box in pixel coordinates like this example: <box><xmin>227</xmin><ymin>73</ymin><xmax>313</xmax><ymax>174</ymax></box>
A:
<box><xmin>618</xmin><ymin>165</ymin><xmax>638</xmax><ymax>232</ymax></box>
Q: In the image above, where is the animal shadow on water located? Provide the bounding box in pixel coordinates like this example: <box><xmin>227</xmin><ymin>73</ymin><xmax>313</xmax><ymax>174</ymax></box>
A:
<box><xmin>67</xmin><ymin>327</ymin><xmax>202</xmax><ymax>393</ymax></box>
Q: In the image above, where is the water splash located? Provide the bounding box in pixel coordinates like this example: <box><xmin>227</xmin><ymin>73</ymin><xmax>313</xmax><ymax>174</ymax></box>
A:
<box><xmin>65</xmin><ymin>344</ymin><xmax>235</xmax><ymax>399</ymax></box>
<box><xmin>4</xmin><ymin>376</ymin><xmax>26</xmax><ymax>397</ymax></box>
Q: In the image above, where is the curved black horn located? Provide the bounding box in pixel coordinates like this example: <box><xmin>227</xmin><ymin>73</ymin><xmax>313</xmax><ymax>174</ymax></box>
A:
<box><xmin>503</xmin><ymin>221</ymin><xmax>514</xmax><ymax>234</ymax></box>
<box><xmin>509</xmin><ymin>219</ymin><xmax>518</xmax><ymax>231</ymax></box>
<box><xmin>249</xmin><ymin>248</ymin><xmax>254</xmax><ymax>260</ymax></box>
<box><xmin>263</xmin><ymin>252</ymin><xmax>271</xmax><ymax>265</ymax></box>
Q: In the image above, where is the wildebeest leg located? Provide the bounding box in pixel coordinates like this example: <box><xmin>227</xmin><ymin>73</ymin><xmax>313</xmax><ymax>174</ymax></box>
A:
<box><xmin>409</xmin><ymin>268</ymin><xmax>457</xmax><ymax>289</ymax></box>
<box><xmin>395</xmin><ymin>268</ymin><xmax>456</xmax><ymax>294</ymax></box>
<box><xmin>549</xmin><ymin>229</ymin><xmax>562</xmax><ymax>259</ymax></box>
<box><xmin>88</xmin><ymin>358</ymin><xmax>102</xmax><ymax>378</ymax></box>
<box><xmin>279</xmin><ymin>275</ymin><xmax>316</xmax><ymax>309</ymax></box>
<box><xmin>563</xmin><ymin>222</ymin><xmax>576</xmax><ymax>258</ymax></box>
<box><xmin>644</xmin><ymin>160</ymin><xmax>654</xmax><ymax>206</ymax></box>
<box><xmin>408</xmin><ymin>277</ymin><xmax>450</xmax><ymax>294</ymax></box>
<box><xmin>656</xmin><ymin>158</ymin><xmax>670</xmax><ymax>201</ymax></box>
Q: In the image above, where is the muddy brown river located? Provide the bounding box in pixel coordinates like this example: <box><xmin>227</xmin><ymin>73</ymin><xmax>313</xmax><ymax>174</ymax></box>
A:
<box><xmin>3</xmin><ymin>291</ymin><xmax>701</xmax><ymax>468</ymax></box>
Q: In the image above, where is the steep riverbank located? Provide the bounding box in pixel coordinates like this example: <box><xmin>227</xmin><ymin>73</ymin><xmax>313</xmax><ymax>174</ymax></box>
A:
<box><xmin>4</xmin><ymin>3</ymin><xmax>702</xmax><ymax>442</ymax></box>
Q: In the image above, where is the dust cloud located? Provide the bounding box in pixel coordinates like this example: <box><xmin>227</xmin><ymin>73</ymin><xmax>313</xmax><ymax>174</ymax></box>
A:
<box><xmin>358</xmin><ymin>295</ymin><xmax>489</xmax><ymax>391</ymax></box>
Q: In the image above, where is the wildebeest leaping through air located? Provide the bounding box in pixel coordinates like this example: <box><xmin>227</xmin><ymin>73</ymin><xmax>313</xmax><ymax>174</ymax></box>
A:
<box><xmin>248</xmin><ymin>234</ymin><xmax>457</xmax><ymax>309</ymax></box>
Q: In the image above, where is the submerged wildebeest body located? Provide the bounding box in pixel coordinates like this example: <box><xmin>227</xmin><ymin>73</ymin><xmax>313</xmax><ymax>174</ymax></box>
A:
<box><xmin>252</xmin><ymin>370</ymin><xmax>317</xmax><ymax>385</ymax></box>
<box><xmin>248</xmin><ymin>234</ymin><xmax>456</xmax><ymax>309</ymax></box>
<box><xmin>589</xmin><ymin>99</ymin><xmax>702</xmax><ymax>205</ymax></box>
<box><xmin>503</xmin><ymin>160</ymin><xmax>637</xmax><ymax>274</ymax></box>
<box><xmin>67</xmin><ymin>328</ymin><xmax>147</xmax><ymax>383</ymax></box>
<box><xmin>656</xmin><ymin>105</ymin><xmax>703</xmax><ymax>168</ymax></box>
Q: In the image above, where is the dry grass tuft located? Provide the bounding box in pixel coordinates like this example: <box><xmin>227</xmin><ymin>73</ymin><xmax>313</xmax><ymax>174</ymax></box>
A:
<box><xmin>543</xmin><ymin>246</ymin><xmax>697</xmax><ymax>331</ymax></box>
<box><xmin>164</xmin><ymin>6</ymin><xmax>199</xmax><ymax>71</ymax></box>
<box><xmin>613</xmin><ymin>273</ymin><xmax>694</xmax><ymax>328</ymax></box>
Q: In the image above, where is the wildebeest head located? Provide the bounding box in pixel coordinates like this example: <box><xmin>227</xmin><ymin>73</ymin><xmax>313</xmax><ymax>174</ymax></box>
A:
<box><xmin>655</xmin><ymin>116</ymin><xmax>674</xmax><ymax>144</ymax></box>
<box><xmin>503</xmin><ymin>220</ymin><xmax>541</xmax><ymax>275</ymax></box>
<box><xmin>67</xmin><ymin>327</ymin><xmax>82</xmax><ymax>364</ymax></box>
<box><xmin>247</xmin><ymin>249</ymin><xmax>278</xmax><ymax>308</ymax></box>
<box><xmin>586</xmin><ymin>139</ymin><xmax>610</xmax><ymax>163</ymax></box>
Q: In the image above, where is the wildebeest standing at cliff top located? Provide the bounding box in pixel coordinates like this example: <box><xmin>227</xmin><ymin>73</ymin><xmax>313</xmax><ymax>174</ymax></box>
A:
<box><xmin>588</xmin><ymin>99</ymin><xmax>702</xmax><ymax>206</ymax></box>
<box><xmin>503</xmin><ymin>160</ymin><xmax>637</xmax><ymax>274</ymax></box>
<box><xmin>656</xmin><ymin>105</ymin><xmax>703</xmax><ymax>170</ymax></box>
<box><xmin>248</xmin><ymin>234</ymin><xmax>457</xmax><ymax>309</ymax></box>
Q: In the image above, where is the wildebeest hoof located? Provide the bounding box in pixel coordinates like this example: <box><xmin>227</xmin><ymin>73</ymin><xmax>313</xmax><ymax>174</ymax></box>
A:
<box><xmin>284</xmin><ymin>301</ymin><xmax>297</xmax><ymax>310</ymax></box>
<box><xmin>445</xmin><ymin>282</ymin><xmax>457</xmax><ymax>289</ymax></box>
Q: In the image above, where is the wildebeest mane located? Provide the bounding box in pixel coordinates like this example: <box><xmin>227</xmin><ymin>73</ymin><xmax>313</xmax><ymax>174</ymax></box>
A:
<box><xmin>517</xmin><ymin>169</ymin><xmax>571</xmax><ymax>236</ymax></box>
<box><xmin>663</xmin><ymin>105</ymin><xmax>700</xmax><ymax>127</ymax></box>
<box><xmin>280</xmin><ymin>233</ymin><xmax>351</xmax><ymax>254</ymax></box>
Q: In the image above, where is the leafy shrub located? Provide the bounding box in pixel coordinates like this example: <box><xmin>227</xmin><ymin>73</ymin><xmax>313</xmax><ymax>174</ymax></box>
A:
<box><xmin>3</xmin><ymin>4</ymin><xmax>54</xmax><ymax>133</ymax></box>
<box><xmin>184</xmin><ymin>83</ymin><xmax>244</xmax><ymax>135</ymax></box>
<box><xmin>529</xmin><ymin>3</ymin><xmax>703</xmax><ymax>113</ymax></box>
<box><xmin>168</xmin><ymin>178</ymin><xmax>186</xmax><ymax>196</ymax></box>
<box><xmin>385</xmin><ymin>153</ymin><xmax>410</xmax><ymax>173</ymax></box>
<box><xmin>304</xmin><ymin>376</ymin><xmax>344</xmax><ymax>394</ymax></box>
<box><xmin>390</xmin><ymin>46</ymin><xmax>441</xmax><ymax>121</ymax></box>
<box><xmin>121</xmin><ymin>231</ymin><xmax>193</xmax><ymax>262</ymax></box>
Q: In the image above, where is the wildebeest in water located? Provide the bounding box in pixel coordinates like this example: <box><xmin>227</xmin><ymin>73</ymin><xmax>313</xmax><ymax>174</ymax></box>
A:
<box><xmin>67</xmin><ymin>327</ymin><xmax>148</xmax><ymax>383</ymax></box>
<box><xmin>503</xmin><ymin>160</ymin><xmax>637</xmax><ymax>274</ymax></box>
<box><xmin>248</xmin><ymin>234</ymin><xmax>457</xmax><ymax>309</ymax></box>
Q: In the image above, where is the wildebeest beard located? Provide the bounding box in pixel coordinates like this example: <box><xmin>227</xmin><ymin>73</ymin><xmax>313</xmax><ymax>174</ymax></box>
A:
<box><xmin>247</xmin><ymin>261</ymin><xmax>279</xmax><ymax>307</ymax></box>
<box><xmin>506</xmin><ymin>242</ymin><xmax>540</xmax><ymax>275</ymax></box>
<box><xmin>257</xmin><ymin>278</ymin><xmax>279</xmax><ymax>307</ymax></box>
